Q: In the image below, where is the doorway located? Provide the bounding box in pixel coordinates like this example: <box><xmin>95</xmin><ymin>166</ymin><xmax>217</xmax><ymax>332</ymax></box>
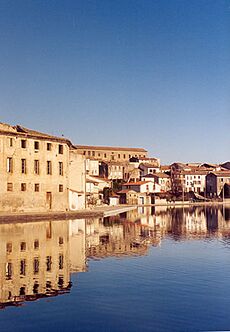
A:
<box><xmin>46</xmin><ymin>192</ymin><xmax>52</xmax><ymax>210</ymax></box>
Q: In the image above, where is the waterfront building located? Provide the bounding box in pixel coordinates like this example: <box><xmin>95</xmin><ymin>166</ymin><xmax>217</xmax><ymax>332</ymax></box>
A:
<box><xmin>206</xmin><ymin>171</ymin><xmax>230</xmax><ymax>198</ymax></box>
<box><xmin>0</xmin><ymin>123</ymin><xmax>71</xmax><ymax>212</ymax></box>
<box><xmin>170</xmin><ymin>162</ymin><xmax>224</xmax><ymax>195</ymax></box>
<box><xmin>141</xmin><ymin>173</ymin><xmax>171</xmax><ymax>192</ymax></box>
<box><xmin>68</xmin><ymin>149</ymin><xmax>86</xmax><ymax>210</ymax></box>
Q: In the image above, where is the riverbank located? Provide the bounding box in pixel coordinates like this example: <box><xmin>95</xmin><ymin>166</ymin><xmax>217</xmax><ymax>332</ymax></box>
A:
<box><xmin>0</xmin><ymin>205</ymin><xmax>136</xmax><ymax>223</ymax></box>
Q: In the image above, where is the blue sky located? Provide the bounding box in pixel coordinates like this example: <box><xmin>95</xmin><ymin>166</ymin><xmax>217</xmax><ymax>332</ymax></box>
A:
<box><xmin>0</xmin><ymin>0</ymin><xmax>229</xmax><ymax>164</ymax></box>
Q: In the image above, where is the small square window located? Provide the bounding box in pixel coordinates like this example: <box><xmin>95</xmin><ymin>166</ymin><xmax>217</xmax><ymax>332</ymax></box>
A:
<box><xmin>21</xmin><ymin>140</ymin><xmax>26</xmax><ymax>148</ymax></box>
<box><xmin>34</xmin><ymin>141</ymin><xmax>39</xmax><ymax>150</ymax></box>
<box><xmin>7</xmin><ymin>183</ymin><xmax>13</xmax><ymax>191</ymax></box>
<box><xmin>58</xmin><ymin>144</ymin><xmax>63</xmax><ymax>154</ymax></box>
<box><xmin>59</xmin><ymin>184</ymin><xmax>63</xmax><ymax>192</ymax></box>
<box><xmin>21</xmin><ymin>183</ymin><xmax>26</xmax><ymax>191</ymax></box>
<box><xmin>35</xmin><ymin>184</ymin><xmax>40</xmax><ymax>192</ymax></box>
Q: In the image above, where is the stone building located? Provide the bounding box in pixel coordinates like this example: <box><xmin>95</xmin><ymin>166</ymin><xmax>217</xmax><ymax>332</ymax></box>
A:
<box><xmin>0</xmin><ymin>123</ymin><xmax>71</xmax><ymax>212</ymax></box>
<box><xmin>75</xmin><ymin>145</ymin><xmax>148</xmax><ymax>162</ymax></box>
<box><xmin>206</xmin><ymin>171</ymin><xmax>230</xmax><ymax>198</ymax></box>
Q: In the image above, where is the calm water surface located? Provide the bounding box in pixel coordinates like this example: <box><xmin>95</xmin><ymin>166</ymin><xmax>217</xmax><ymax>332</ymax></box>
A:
<box><xmin>0</xmin><ymin>206</ymin><xmax>230</xmax><ymax>331</ymax></box>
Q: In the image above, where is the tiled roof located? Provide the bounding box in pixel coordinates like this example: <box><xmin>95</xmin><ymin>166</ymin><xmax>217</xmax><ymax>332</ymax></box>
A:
<box><xmin>0</xmin><ymin>122</ymin><xmax>71</xmax><ymax>144</ymax></box>
<box><xmin>139</xmin><ymin>163</ymin><xmax>159</xmax><ymax>168</ymax></box>
<box><xmin>210</xmin><ymin>171</ymin><xmax>230</xmax><ymax>177</ymax></box>
<box><xmin>123</xmin><ymin>181</ymin><xmax>151</xmax><ymax>186</ymax></box>
<box><xmin>75</xmin><ymin>145</ymin><xmax>147</xmax><ymax>152</ymax></box>
<box><xmin>151</xmin><ymin>172</ymin><xmax>170</xmax><ymax>178</ymax></box>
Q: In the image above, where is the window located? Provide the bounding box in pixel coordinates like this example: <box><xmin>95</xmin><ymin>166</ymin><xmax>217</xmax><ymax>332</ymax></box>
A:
<box><xmin>6</xmin><ymin>262</ymin><xmax>13</xmax><ymax>280</ymax></box>
<box><xmin>46</xmin><ymin>281</ymin><xmax>52</xmax><ymax>290</ymax></box>
<box><xmin>21</xmin><ymin>140</ymin><xmax>26</xmax><ymax>148</ymax></box>
<box><xmin>34</xmin><ymin>240</ymin><xmax>39</xmax><ymax>249</ymax></box>
<box><xmin>98</xmin><ymin>153</ymin><xmax>101</xmax><ymax>157</ymax></box>
<box><xmin>59</xmin><ymin>184</ymin><xmax>63</xmax><ymax>192</ymax></box>
<box><xmin>46</xmin><ymin>256</ymin><xmax>52</xmax><ymax>271</ymax></box>
<box><xmin>33</xmin><ymin>282</ymin><xmax>39</xmax><ymax>294</ymax></box>
<box><xmin>19</xmin><ymin>287</ymin><xmax>25</xmax><ymax>296</ymax></box>
<box><xmin>34</xmin><ymin>141</ymin><xmax>39</xmax><ymax>150</ymax></box>
<box><xmin>34</xmin><ymin>183</ymin><xmax>40</xmax><ymax>192</ymax></box>
<box><xmin>123</xmin><ymin>154</ymin><xmax>126</xmax><ymax>159</ymax></box>
<box><xmin>20</xmin><ymin>259</ymin><xmax>26</xmax><ymax>276</ymax></box>
<box><xmin>47</xmin><ymin>161</ymin><xmax>52</xmax><ymax>175</ymax></box>
<box><xmin>88</xmin><ymin>151</ymin><xmax>91</xmax><ymax>156</ymax></box>
<box><xmin>8</xmin><ymin>137</ymin><xmax>13</xmax><ymax>147</ymax></box>
<box><xmin>92</xmin><ymin>151</ymin><xmax>95</xmax><ymax>157</ymax></box>
<box><xmin>59</xmin><ymin>254</ymin><xmax>64</xmax><ymax>270</ymax></box>
<box><xmin>20</xmin><ymin>242</ymin><xmax>26</xmax><ymax>251</ymax></box>
<box><xmin>58</xmin><ymin>276</ymin><xmax>64</xmax><ymax>288</ymax></box>
<box><xmin>59</xmin><ymin>237</ymin><xmax>63</xmax><ymax>245</ymax></box>
<box><xmin>104</xmin><ymin>153</ymin><xmax>107</xmax><ymax>158</ymax></box>
<box><xmin>21</xmin><ymin>159</ymin><xmax>26</xmax><ymax>174</ymax></box>
<box><xmin>83</xmin><ymin>151</ymin><xmax>86</xmax><ymax>155</ymax></box>
<box><xmin>33</xmin><ymin>258</ymin><xmax>39</xmax><ymax>274</ymax></box>
<box><xmin>34</xmin><ymin>160</ymin><xmax>39</xmax><ymax>174</ymax></box>
<box><xmin>118</xmin><ymin>154</ymin><xmax>120</xmax><ymax>158</ymax></box>
<box><xmin>7</xmin><ymin>183</ymin><xmax>13</xmax><ymax>192</ymax></box>
<box><xmin>58</xmin><ymin>144</ymin><xmax>63</xmax><ymax>154</ymax></box>
<box><xmin>21</xmin><ymin>183</ymin><xmax>26</xmax><ymax>191</ymax></box>
<box><xmin>47</xmin><ymin>143</ymin><xmax>52</xmax><ymax>151</ymax></box>
<box><xmin>59</xmin><ymin>162</ymin><xmax>63</xmax><ymax>176</ymax></box>
<box><xmin>6</xmin><ymin>242</ymin><xmax>12</xmax><ymax>253</ymax></box>
<box><xmin>7</xmin><ymin>157</ymin><xmax>13</xmax><ymax>173</ymax></box>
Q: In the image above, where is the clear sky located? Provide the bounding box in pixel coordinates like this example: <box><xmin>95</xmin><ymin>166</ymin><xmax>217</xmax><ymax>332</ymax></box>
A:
<box><xmin>0</xmin><ymin>0</ymin><xmax>229</xmax><ymax>164</ymax></box>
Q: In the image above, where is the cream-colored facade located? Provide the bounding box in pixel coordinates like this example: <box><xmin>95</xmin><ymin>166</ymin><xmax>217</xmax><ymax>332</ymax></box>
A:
<box><xmin>0</xmin><ymin>123</ymin><xmax>70</xmax><ymax>212</ymax></box>
<box><xmin>69</xmin><ymin>149</ymin><xmax>86</xmax><ymax>210</ymax></box>
<box><xmin>0</xmin><ymin>220</ymin><xmax>70</xmax><ymax>306</ymax></box>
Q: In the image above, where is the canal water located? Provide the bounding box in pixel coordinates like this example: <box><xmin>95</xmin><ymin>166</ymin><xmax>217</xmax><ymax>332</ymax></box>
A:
<box><xmin>0</xmin><ymin>206</ymin><xmax>230</xmax><ymax>331</ymax></box>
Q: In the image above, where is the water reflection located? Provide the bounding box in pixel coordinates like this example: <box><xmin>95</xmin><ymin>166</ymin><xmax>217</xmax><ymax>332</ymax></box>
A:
<box><xmin>0</xmin><ymin>205</ymin><xmax>230</xmax><ymax>309</ymax></box>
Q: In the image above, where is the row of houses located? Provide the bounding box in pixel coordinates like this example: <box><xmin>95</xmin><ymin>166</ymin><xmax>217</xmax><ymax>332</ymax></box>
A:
<box><xmin>0</xmin><ymin>122</ymin><xmax>152</xmax><ymax>212</ymax></box>
<box><xmin>1</xmin><ymin>122</ymin><xmax>229</xmax><ymax>212</ymax></box>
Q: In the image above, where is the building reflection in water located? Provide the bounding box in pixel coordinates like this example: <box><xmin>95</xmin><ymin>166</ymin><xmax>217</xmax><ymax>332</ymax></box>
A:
<box><xmin>0</xmin><ymin>205</ymin><xmax>230</xmax><ymax>309</ymax></box>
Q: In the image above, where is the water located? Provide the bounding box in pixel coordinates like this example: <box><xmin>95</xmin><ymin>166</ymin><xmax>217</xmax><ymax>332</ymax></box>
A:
<box><xmin>0</xmin><ymin>206</ymin><xmax>230</xmax><ymax>331</ymax></box>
